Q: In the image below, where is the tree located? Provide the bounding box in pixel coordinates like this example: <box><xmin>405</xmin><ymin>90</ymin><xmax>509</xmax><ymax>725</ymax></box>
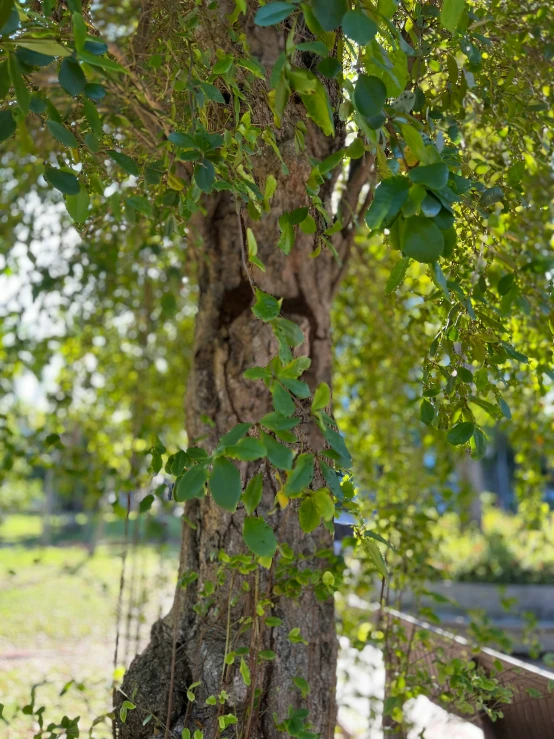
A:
<box><xmin>0</xmin><ymin>0</ymin><xmax>552</xmax><ymax>738</ymax></box>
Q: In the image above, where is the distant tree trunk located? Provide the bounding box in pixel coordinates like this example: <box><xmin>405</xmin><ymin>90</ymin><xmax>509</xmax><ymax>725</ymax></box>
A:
<box><xmin>115</xmin><ymin>5</ymin><xmax>373</xmax><ymax>736</ymax></box>
<box><xmin>457</xmin><ymin>454</ymin><xmax>485</xmax><ymax>527</ymax></box>
<box><xmin>41</xmin><ymin>467</ymin><xmax>55</xmax><ymax>546</ymax></box>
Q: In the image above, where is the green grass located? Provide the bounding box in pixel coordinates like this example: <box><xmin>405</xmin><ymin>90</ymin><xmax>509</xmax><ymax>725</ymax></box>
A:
<box><xmin>0</xmin><ymin>542</ymin><xmax>177</xmax><ymax>738</ymax></box>
<box><xmin>0</xmin><ymin>512</ymin><xmax>183</xmax><ymax>547</ymax></box>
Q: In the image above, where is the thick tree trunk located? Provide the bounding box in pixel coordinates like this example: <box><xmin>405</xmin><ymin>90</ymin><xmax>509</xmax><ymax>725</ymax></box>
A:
<box><xmin>116</xmin><ymin>3</ymin><xmax>370</xmax><ymax>737</ymax></box>
<box><xmin>118</xmin><ymin>185</ymin><xmax>340</xmax><ymax>738</ymax></box>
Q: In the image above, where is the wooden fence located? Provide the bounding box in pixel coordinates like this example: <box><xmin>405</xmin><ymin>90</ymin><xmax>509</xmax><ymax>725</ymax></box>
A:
<box><xmin>389</xmin><ymin>609</ymin><xmax>554</xmax><ymax>738</ymax></box>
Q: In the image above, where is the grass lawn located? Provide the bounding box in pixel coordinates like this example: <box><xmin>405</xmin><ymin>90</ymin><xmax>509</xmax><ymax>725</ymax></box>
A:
<box><xmin>0</xmin><ymin>532</ymin><xmax>177</xmax><ymax>738</ymax></box>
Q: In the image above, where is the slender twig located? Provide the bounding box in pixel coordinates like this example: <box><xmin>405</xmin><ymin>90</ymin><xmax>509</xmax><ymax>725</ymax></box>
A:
<box><xmin>164</xmin><ymin>512</ymin><xmax>188</xmax><ymax>739</ymax></box>
<box><xmin>235</xmin><ymin>200</ymin><xmax>255</xmax><ymax>293</ymax></box>
<box><xmin>112</xmin><ymin>491</ymin><xmax>131</xmax><ymax>739</ymax></box>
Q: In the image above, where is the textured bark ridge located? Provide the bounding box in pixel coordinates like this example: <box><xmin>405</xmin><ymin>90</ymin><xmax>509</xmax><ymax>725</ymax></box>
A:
<box><xmin>116</xmin><ymin>3</ymin><xmax>365</xmax><ymax>737</ymax></box>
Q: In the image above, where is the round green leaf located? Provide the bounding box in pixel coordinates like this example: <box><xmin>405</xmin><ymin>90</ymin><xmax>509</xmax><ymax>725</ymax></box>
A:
<box><xmin>353</xmin><ymin>74</ymin><xmax>387</xmax><ymax>119</ymax></box>
<box><xmin>44</xmin><ymin>166</ymin><xmax>80</xmax><ymax>195</ymax></box>
<box><xmin>401</xmin><ymin>216</ymin><xmax>444</xmax><ymax>263</ymax></box>
<box><xmin>312</xmin><ymin>0</ymin><xmax>347</xmax><ymax>30</ymax></box>
<box><xmin>342</xmin><ymin>10</ymin><xmax>377</xmax><ymax>45</ymax></box>
<box><xmin>0</xmin><ymin>109</ymin><xmax>16</xmax><ymax>143</ymax></box>
<box><xmin>243</xmin><ymin>516</ymin><xmax>277</xmax><ymax>558</ymax></box>
<box><xmin>446</xmin><ymin>421</ymin><xmax>475</xmax><ymax>445</ymax></box>
<box><xmin>209</xmin><ymin>457</ymin><xmax>242</xmax><ymax>513</ymax></box>
<box><xmin>65</xmin><ymin>188</ymin><xmax>90</xmax><ymax>222</ymax></box>
<box><xmin>59</xmin><ymin>58</ymin><xmax>86</xmax><ymax>96</ymax></box>
<box><xmin>254</xmin><ymin>2</ymin><xmax>295</xmax><ymax>27</ymax></box>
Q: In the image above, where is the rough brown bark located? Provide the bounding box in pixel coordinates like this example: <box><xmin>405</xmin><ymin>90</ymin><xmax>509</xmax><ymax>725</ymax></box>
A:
<box><xmin>116</xmin><ymin>3</ymin><xmax>371</xmax><ymax>738</ymax></box>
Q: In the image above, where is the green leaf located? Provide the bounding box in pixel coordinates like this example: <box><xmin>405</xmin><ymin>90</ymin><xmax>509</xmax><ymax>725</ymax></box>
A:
<box><xmin>108</xmin><ymin>150</ymin><xmax>140</xmax><ymax>176</ymax></box>
<box><xmin>385</xmin><ymin>257</ymin><xmax>411</xmax><ymax>294</ymax></box>
<box><xmin>65</xmin><ymin>188</ymin><xmax>90</xmax><ymax>222</ymax></box>
<box><xmin>261</xmin><ymin>432</ymin><xmax>293</xmax><ymax>471</ymax></box>
<box><xmin>299</xmin><ymin>496</ymin><xmax>320</xmax><ymax>533</ymax></box>
<box><xmin>480</xmin><ymin>186</ymin><xmax>504</xmax><ymax>207</ymax></box>
<box><xmin>84</xmin><ymin>98</ymin><xmax>102</xmax><ymax>136</ymax></box>
<box><xmin>363</xmin><ymin>538</ymin><xmax>387</xmax><ymax>578</ymax></box>
<box><xmin>194</xmin><ymin>159</ymin><xmax>215</xmax><ymax>192</ymax></box>
<box><xmin>46</xmin><ymin>120</ymin><xmax>78</xmax><ymax>148</ymax></box>
<box><xmin>322</xmin><ymin>425</ymin><xmax>352</xmax><ymax>468</ymax></box>
<box><xmin>0</xmin><ymin>0</ymin><xmax>14</xmax><ymax>30</ymax></box>
<box><xmin>126</xmin><ymin>195</ymin><xmax>152</xmax><ymax>216</ymax></box>
<box><xmin>198</xmin><ymin>82</ymin><xmax>225</xmax><ymax>103</ymax></box>
<box><xmin>174</xmin><ymin>465</ymin><xmax>209</xmax><ymax>502</ymax></box>
<box><xmin>59</xmin><ymin>58</ymin><xmax>86</xmax><ymax>96</ymax></box>
<box><xmin>408</xmin><ymin>162</ymin><xmax>449</xmax><ymax>190</ymax></box>
<box><xmin>84</xmin><ymin>83</ymin><xmax>106</xmax><ymax>100</ymax></box>
<box><xmin>498</xmin><ymin>397</ymin><xmax>511</xmax><ymax>420</ymax></box>
<box><xmin>284</xmin><ymin>453</ymin><xmax>314</xmax><ymax>495</ymax></box>
<box><xmin>243</xmin><ymin>516</ymin><xmax>277</xmax><ymax>558</ymax></box>
<box><xmin>342</xmin><ymin>10</ymin><xmax>377</xmax><ymax>45</ymax></box>
<box><xmin>240</xmin><ymin>658</ymin><xmax>251</xmax><ymax>686</ymax></box>
<box><xmin>365</xmin><ymin>176</ymin><xmax>410</xmax><ymax>230</ymax></box>
<box><xmin>316</xmin><ymin>56</ymin><xmax>341</xmax><ymax>79</ymax></box>
<box><xmin>313</xmin><ymin>487</ymin><xmax>334</xmax><ymax>520</ymax></box>
<box><xmin>76</xmin><ymin>49</ymin><xmax>126</xmax><ymax>72</ymax></box>
<box><xmin>446</xmin><ymin>421</ymin><xmax>475</xmax><ymax>445</ymax></box>
<box><xmin>354</xmin><ymin>74</ymin><xmax>387</xmax><ymax>119</ymax></box>
<box><xmin>279</xmin><ymin>377</ymin><xmax>310</xmax><ymax>398</ymax></box>
<box><xmin>209</xmin><ymin>458</ymin><xmax>242</xmax><ymax>513</ymax></box>
<box><xmin>293</xmin><ymin>676</ymin><xmax>310</xmax><ymax>698</ymax></box>
<box><xmin>441</xmin><ymin>0</ymin><xmax>465</xmax><ymax>33</ymax></box>
<box><xmin>218</xmin><ymin>423</ymin><xmax>252</xmax><ymax>449</ymax></box>
<box><xmin>312</xmin><ymin>382</ymin><xmax>331</xmax><ymax>412</ymax></box>
<box><xmin>258</xmin><ymin>649</ymin><xmax>277</xmax><ymax>660</ymax></box>
<box><xmin>271</xmin><ymin>317</ymin><xmax>304</xmax><ymax>347</ymax></box>
<box><xmin>254</xmin><ymin>2</ymin><xmax>295</xmax><ymax>26</ymax></box>
<box><xmin>311</xmin><ymin>0</ymin><xmax>347</xmax><ymax>30</ymax></box>
<box><xmin>260</xmin><ymin>412</ymin><xmax>300</xmax><ymax>433</ymax></box>
<box><xmin>320</xmin><ymin>460</ymin><xmax>343</xmax><ymax>499</ymax></box>
<box><xmin>168</xmin><ymin>131</ymin><xmax>197</xmax><ymax>148</ymax></box>
<box><xmin>420</xmin><ymin>399</ymin><xmax>435</xmax><ymax>425</ymax></box>
<box><xmin>299</xmin><ymin>78</ymin><xmax>335</xmax><ymax>136</ymax></box>
<box><xmin>139</xmin><ymin>494</ymin><xmax>154</xmax><ymax>513</ymax></box>
<box><xmin>400</xmin><ymin>123</ymin><xmax>428</xmax><ymax>163</ymax></box>
<box><xmin>252</xmin><ymin>289</ymin><xmax>281</xmax><ymax>322</ymax></box>
<box><xmin>7</xmin><ymin>54</ymin><xmax>30</xmax><ymax>113</ymax></box>
<box><xmin>242</xmin><ymin>473</ymin><xmax>263</xmax><ymax>514</ymax></box>
<box><xmin>0</xmin><ymin>109</ymin><xmax>16</xmax><ymax>142</ymax></box>
<box><xmin>44</xmin><ymin>166</ymin><xmax>80</xmax><ymax>195</ymax></box>
<box><xmin>84</xmin><ymin>132</ymin><xmax>100</xmax><ymax>152</ymax></box>
<box><xmin>272</xmin><ymin>382</ymin><xmax>295</xmax><ymax>416</ymax></box>
<box><xmin>471</xmin><ymin>428</ymin><xmax>487</xmax><ymax>460</ymax></box>
<box><xmin>72</xmin><ymin>11</ymin><xmax>87</xmax><ymax>51</ymax></box>
<box><xmin>277</xmin><ymin>213</ymin><xmax>295</xmax><ymax>254</ymax></box>
<box><xmin>15</xmin><ymin>38</ymin><xmax>69</xmax><ymax>57</ymax></box>
<box><xmin>225</xmin><ymin>437</ymin><xmax>266</xmax><ymax>461</ymax></box>
<box><xmin>400</xmin><ymin>216</ymin><xmax>444</xmax><ymax>263</ymax></box>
